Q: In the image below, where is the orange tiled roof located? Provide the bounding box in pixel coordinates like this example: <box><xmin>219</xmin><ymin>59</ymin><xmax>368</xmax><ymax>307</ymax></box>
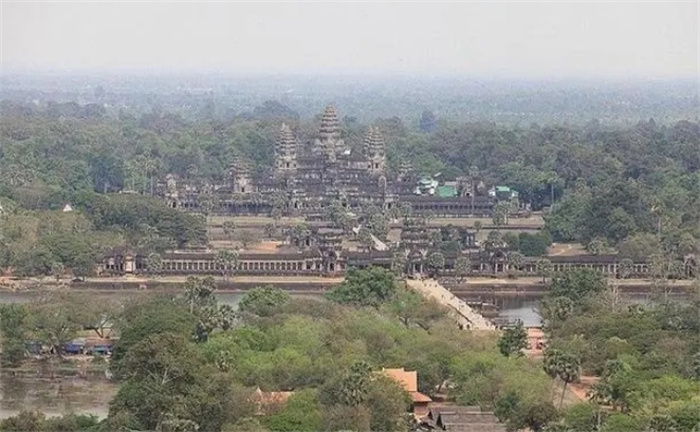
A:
<box><xmin>382</xmin><ymin>367</ymin><xmax>418</xmax><ymax>392</ymax></box>
<box><xmin>412</xmin><ymin>391</ymin><xmax>433</xmax><ymax>403</ymax></box>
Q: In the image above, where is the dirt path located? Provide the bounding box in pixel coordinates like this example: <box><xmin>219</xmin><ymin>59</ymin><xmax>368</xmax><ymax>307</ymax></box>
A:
<box><xmin>550</xmin><ymin>243</ymin><xmax>573</xmax><ymax>256</ymax></box>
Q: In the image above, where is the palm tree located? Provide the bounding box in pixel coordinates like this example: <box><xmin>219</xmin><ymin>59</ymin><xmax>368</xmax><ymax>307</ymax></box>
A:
<box><xmin>215</xmin><ymin>250</ymin><xmax>238</xmax><ymax>281</ymax></box>
<box><xmin>50</xmin><ymin>262</ymin><xmax>65</xmax><ymax>282</ymax></box>
<box><xmin>391</xmin><ymin>251</ymin><xmax>407</xmax><ymax>277</ymax></box>
<box><xmin>183</xmin><ymin>276</ymin><xmax>217</xmax><ymax>314</ymax></box>
<box><xmin>145</xmin><ymin>253</ymin><xmax>163</xmax><ymax>275</ymax></box>
<box><xmin>222</xmin><ymin>220</ymin><xmax>236</xmax><ymax>242</ymax></box>
<box><xmin>586</xmin><ymin>238</ymin><xmax>606</xmax><ymax>255</ymax></box>
<box><xmin>543</xmin><ymin>349</ymin><xmax>581</xmax><ymax>409</ymax></box>
<box><xmin>493</xmin><ymin>201</ymin><xmax>510</xmax><ymax>226</ymax></box>
<box><xmin>427</xmin><ymin>251</ymin><xmax>445</xmax><ymax>277</ymax></box>
<box><xmin>338</xmin><ymin>361</ymin><xmax>373</xmax><ymax>406</ymax></box>
<box><xmin>290</xmin><ymin>223</ymin><xmax>310</xmax><ymax>248</ymax></box>
<box><xmin>508</xmin><ymin>251</ymin><xmax>524</xmax><ymax>273</ymax></box>
<box><xmin>536</xmin><ymin>259</ymin><xmax>553</xmax><ymax>283</ymax></box>
<box><xmin>618</xmin><ymin>258</ymin><xmax>634</xmax><ymax>279</ymax></box>
<box><xmin>357</xmin><ymin>227</ymin><xmax>374</xmax><ymax>253</ymax></box>
<box><xmin>454</xmin><ymin>256</ymin><xmax>471</xmax><ymax>282</ymax></box>
<box><xmin>484</xmin><ymin>230</ymin><xmax>504</xmax><ymax>252</ymax></box>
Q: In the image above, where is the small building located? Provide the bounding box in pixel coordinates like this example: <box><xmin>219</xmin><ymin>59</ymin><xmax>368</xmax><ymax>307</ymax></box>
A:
<box><xmin>436</xmin><ymin>185</ymin><xmax>458</xmax><ymax>198</ymax></box>
<box><xmin>488</xmin><ymin>186</ymin><xmax>519</xmax><ymax>201</ymax></box>
<box><xmin>380</xmin><ymin>367</ymin><xmax>433</xmax><ymax>418</ymax></box>
<box><xmin>418</xmin><ymin>404</ymin><xmax>506</xmax><ymax>432</ymax></box>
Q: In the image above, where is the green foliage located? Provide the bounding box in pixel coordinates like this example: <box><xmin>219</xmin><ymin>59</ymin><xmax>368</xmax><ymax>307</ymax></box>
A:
<box><xmin>548</xmin><ymin>268</ymin><xmax>607</xmax><ymax>304</ymax></box>
<box><xmin>542</xmin><ymin>268</ymin><xmax>700</xmax><ymax>431</ymax></box>
<box><xmin>0</xmin><ymin>411</ymin><xmax>101</xmax><ymax>432</ymax></box>
<box><xmin>599</xmin><ymin>413</ymin><xmax>643</xmax><ymax>432</ymax></box>
<box><xmin>0</xmin><ymin>304</ymin><xmax>29</xmax><ymax>366</ymax></box>
<box><xmin>215</xmin><ymin>249</ymin><xmax>239</xmax><ymax>280</ymax></box>
<box><xmin>183</xmin><ymin>276</ymin><xmax>218</xmax><ymax>314</ymax></box>
<box><xmin>0</xmin><ymin>411</ymin><xmax>47</xmax><ymax>432</ymax></box>
<box><xmin>385</xmin><ymin>286</ymin><xmax>447</xmax><ymax>330</ymax></box>
<box><xmin>426</xmin><ymin>251</ymin><xmax>445</xmax><ymax>274</ymax></box>
<box><xmin>366</xmin><ymin>376</ymin><xmax>413</xmax><ymax>432</ymax></box>
<box><xmin>517</xmin><ymin>232</ymin><xmax>553</xmax><ymax>257</ymax></box>
<box><xmin>454</xmin><ymin>255</ymin><xmax>471</xmax><ymax>280</ymax></box>
<box><xmin>498</xmin><ymin>321</ymin><xmax>529</xmax><ymax>357</ymax></box>
<box><xmin>238</xmin><ymin>286</ymin><xmax>290</xmax><ymax>317</ymax></box>
<box><xmin>450</xmin><ymin>350</ymin><xmax>554</xmax><ymax>410</ymax></box>
<box><xmin>262</xmin><ymin>389</ymin><xmax>322</xmax><ymax>432</ymax></box>
<box><xmin>561</xmin><ymin>403</ymin><xmax>602</xmax><ymax>432</ymax></box>
<box><xmin>111</xmin><ymin>296</ymin><xmax>198</xmax><ymax>378</ymax></box>
<box><xmin>326</xmin><ymin>266</ymin><xmax>397</xmax><ymax>308</ymax></box>
<box><xmin>543</xmin><ymin>349</ymin><xmax>581</xmax><ymax>409</ymax></box>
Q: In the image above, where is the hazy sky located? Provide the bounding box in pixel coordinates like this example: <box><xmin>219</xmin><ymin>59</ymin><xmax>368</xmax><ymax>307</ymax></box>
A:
<box><xmin>2</xmin><ymin>2</ymin><xmax>698</xmax><ymax>78</ymax></box>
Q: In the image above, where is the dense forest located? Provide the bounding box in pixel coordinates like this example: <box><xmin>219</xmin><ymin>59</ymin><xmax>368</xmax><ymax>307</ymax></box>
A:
<box><xmin>1</xmin><ymin>95</ymin><xmax>698</xmax><ymax>272</ymax></box>
<box><xmin>3</xmin><ymin>74</ymin><xmax>697</xmax><ymax>125</ymax></box>
<box><xmin>1</xmin><ymin>268</ymin><xmax>698</xmax><ymax>431</ymax></box>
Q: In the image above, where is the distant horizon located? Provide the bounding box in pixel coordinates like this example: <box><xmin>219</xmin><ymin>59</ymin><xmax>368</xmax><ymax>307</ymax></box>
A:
<box><xmin>3</xmin><ymin>68</ymin><xmax>698</xmax><ymax>83</ymax></box>
<box><xmin>2</xmin><ymin>2</ymin><xmax>697</xmax><ymax>80</ymax></box>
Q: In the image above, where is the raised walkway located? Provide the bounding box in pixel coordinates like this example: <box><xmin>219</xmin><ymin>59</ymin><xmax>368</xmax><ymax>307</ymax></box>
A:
<box><xmin>406</xmin><ymin>278</ymin><xmax>496</xmax><ymax>331</ymax></box>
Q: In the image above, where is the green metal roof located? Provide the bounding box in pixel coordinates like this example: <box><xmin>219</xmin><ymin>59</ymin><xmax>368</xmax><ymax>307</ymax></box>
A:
<box><xmin>495</xmin><ymin>186</ymin><xmax>511</xmax><ymax>193</ymax></box>
<box><xmin>437</xmin><ymin>185</ymin><xmax>458</xmax><ymax>198</ymax></box>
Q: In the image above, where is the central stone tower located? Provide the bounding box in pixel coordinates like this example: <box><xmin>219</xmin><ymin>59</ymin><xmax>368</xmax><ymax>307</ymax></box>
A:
<box><xmin>315</xmin><ymin>105</ymin><xmax>344</xmax><ymax>162</ymax></box>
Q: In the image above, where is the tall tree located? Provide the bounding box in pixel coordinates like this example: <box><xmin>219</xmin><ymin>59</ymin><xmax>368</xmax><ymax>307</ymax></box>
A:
<box><xmin>454</xmin><ymin>256</ymin><xmax>471</xmax><ymax>282</ymax></box>
<box><xmin>427</xmin><ymin>251</ymin><xmax>445</xmax><ymax>276</ymax></box>
<box><xmin>215</xmin><ymin>250</ymin><xmax>238</xmax><ymax>281</ymax></box>
<box><xmin>183</xmin><ymin>276</ymin><xmax>218</xmax><ymax>314</ymax></box>
<box><xmin>390</xmin><ymin>251</ymin><xmax>407</xmax><ymax>277</ymax></box>
<box><xmin>618</xmin><ymin>258</ymin><xmax>634</xmax><ymax>279</ymax></box>
<box><xmin>543</xmin><ymin>349</ymin><xmax>581</xmax><ymax>409</ymax></box>
<box><xmin>508</xmin><ymin>251</ymin><xmax>524</xmax><ymax>272</ymax></box>
<box><xmin>536</xmin><ymin>259</ymin><xmax>554</xmax><ymax>284</ymax></box>
<box><xmin>326</xmin><ymin>267</ymin><xmax>397</xmax><ymax>308</ymax></box>
<box><xmin>498</xmin><ymin>321</ymin><xmax>529</xmax><ymax>357</ymax></box>
<box><xmin>222</xmin><ymin>220</ymin><xmax>236</xmax><ymax>242</ymax></box>
<box><xmin>146</xmin><ymin>252</ymin><xmax>163</xmax><ymax>275</ymax></box>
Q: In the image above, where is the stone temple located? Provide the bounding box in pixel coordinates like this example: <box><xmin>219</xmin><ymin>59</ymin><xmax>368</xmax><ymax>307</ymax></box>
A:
<box><xmin>162</xmin><ymin>104</ymin><xmax>502</xmax><ymax>217</ymax></box>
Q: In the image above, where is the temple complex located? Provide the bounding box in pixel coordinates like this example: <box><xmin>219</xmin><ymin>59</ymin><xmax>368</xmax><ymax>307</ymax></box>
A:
<box><xmin>161</xmin><ymin>104</ymin><xmax>511</xmax><ymax>218</ymax></box>
<box><xmin>136</xmin><ymin>104</ymin><xmax>700</xmax><ymax>284</ymax></box>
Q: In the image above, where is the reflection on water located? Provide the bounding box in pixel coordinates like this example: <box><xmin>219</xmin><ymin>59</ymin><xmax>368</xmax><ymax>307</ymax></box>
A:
<box><xmin>0</xmin><ymin>367</ymin><xmax>116</xmax><ymax>419</ymax></box>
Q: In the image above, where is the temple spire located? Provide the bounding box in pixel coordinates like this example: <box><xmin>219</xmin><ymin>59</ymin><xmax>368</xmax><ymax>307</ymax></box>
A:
<box><xmin>319</xmin><ymin>105</ymin><xmax>341</xmax><ymax>141</ymax></box>
<box><xmin>365</xmin><ymin>126</ymin><xmax>386</xmax><ymax>175</ymax></box>
<box><xmin>275</xmin><ymin>123</ymin><xmax>297</xmax><ymax>173</ymax></box>
<box><xmin>315</xmin><ymin>104</ymin><xmax>344</xmax><ymax>162</ymax></box>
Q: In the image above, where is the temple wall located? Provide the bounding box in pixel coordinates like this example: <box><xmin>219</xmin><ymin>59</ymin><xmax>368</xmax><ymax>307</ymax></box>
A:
<box><xmin>102</xmin><ymin>252</ymin><xmax>696</xmax><ymax>279</ymax></box>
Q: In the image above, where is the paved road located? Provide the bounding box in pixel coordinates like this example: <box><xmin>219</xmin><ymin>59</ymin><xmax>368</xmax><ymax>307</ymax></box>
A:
<box><xmin>406</xmin><ymin>278</ymin><xmax>496</xmax><ymax>331</ymax></box>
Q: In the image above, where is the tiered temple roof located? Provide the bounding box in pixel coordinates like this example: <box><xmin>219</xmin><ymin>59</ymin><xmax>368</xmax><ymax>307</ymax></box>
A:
<box><xmin>363</xmin><ymin>126</ymin><xmax>386</xmax><ymax>157</ymax></box>
<box><xmin>275</xmin><ymin>123</ymin><xmax>297</xmax><ymax>158</ymax></box>
<box><xmin>318</xmin><ymin>104</ymin><xmax>341</xmax><ymax>141</ymax></box>
<box><xmin>229</xmin><ymin>156</ymin><xmax>252</xmax><ymax>175</ymax></box>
